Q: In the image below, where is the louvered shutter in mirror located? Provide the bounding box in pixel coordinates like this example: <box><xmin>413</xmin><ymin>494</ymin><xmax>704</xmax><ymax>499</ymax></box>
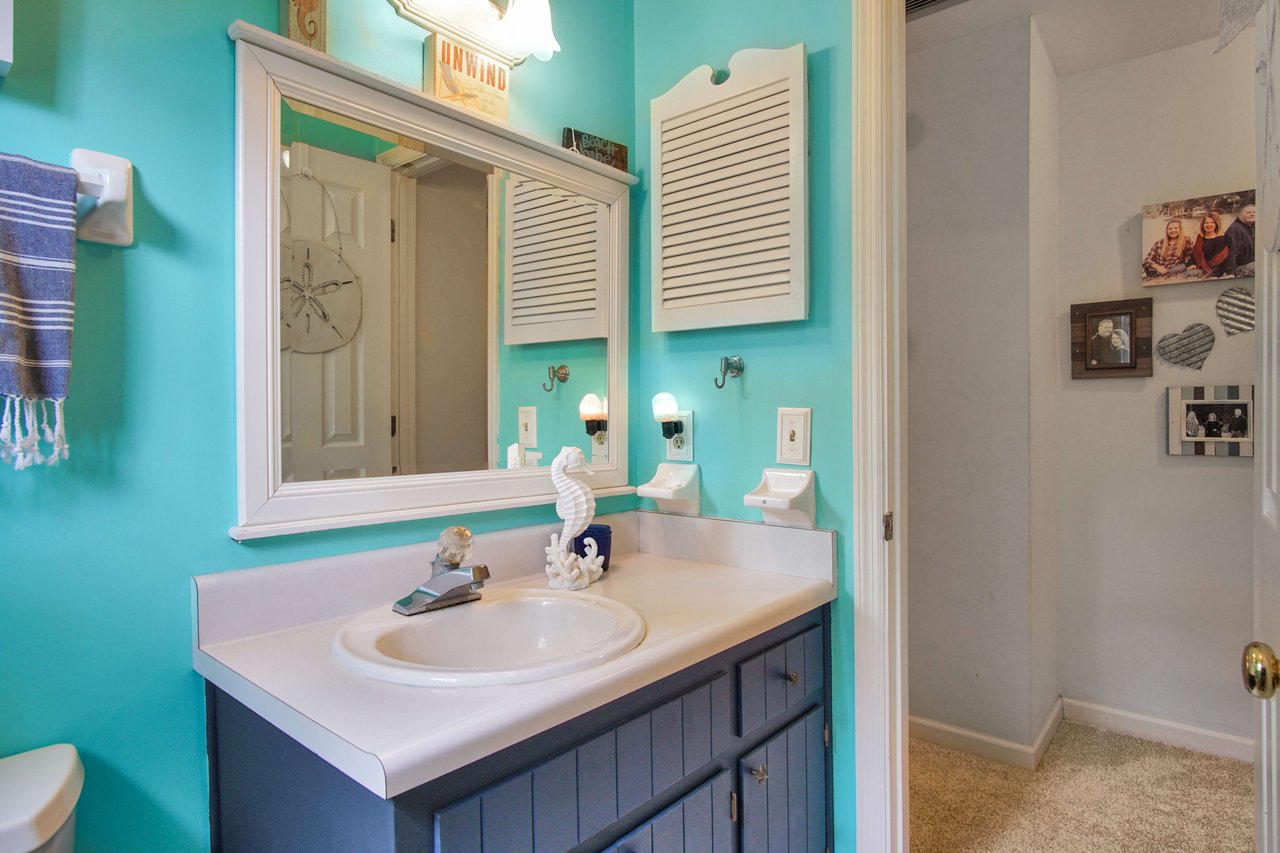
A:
<box><xmin>651</xmin><ymin>44</ymin><xmax>808</xmax><ymax>332</ymax></box>
<box><xmin>503</xmin><ymin>173</ymin><xmax>609</xmax><ymax>344</ymax></box>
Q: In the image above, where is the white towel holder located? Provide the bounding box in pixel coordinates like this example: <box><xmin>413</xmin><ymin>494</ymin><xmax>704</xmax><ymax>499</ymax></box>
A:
<box><xmin>72</xmin><ymin>148</ymin><xmax>133</xmax><ymax>247</ymax></box>
<box><xmin>744</xmin><ymin>468</ymin><xmax>816</xmax><ymax>528</ymax></box>
<box><xmin>637</xmin><ymin>463</ymin><xmax>700</xmax><ymax>515</ymax></box>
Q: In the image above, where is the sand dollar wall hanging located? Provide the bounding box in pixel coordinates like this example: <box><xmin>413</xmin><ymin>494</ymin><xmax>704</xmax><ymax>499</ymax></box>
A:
<box><xmin>1216</xmin><ymin>287</ymin><xmax>1255</xmax><ymax>336</ymax></box>
<box><xmin>281</xmin><ymin>241</ymin><xmax>362</xmax><ymax>353</ymax></box>
<box><xmin>1157</xmin><ymin>323</ymin><xmax>1216</xmax><ymax>370</ymax></box>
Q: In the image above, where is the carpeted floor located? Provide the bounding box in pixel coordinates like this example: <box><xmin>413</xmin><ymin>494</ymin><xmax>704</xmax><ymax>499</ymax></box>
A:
<box><xmin>909</xmin><ymin>722</ymin><xmax>1254</xmax><ymax>852</ymax></box>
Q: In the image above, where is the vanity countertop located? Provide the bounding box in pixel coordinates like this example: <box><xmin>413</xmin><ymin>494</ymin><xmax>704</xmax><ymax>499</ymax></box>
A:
<box><xmin>193</xmin><ymin>512</ymin><xmax>836</xmax><ymax>798</ymax></box>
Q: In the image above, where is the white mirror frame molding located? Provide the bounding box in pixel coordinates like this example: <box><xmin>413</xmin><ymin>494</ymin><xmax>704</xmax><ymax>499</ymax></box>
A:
<box><xmin>228</xmin><ymin>21</ymin><xmax>634</xmax><ymax>541</ymax></box>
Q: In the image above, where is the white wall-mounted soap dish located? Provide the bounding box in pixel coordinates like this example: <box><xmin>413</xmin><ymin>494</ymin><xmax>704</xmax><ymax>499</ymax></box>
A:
<box><xmin>637</xmin><ymin>463</ymin><xmax>700</xmax><ymax>515</ymax></box>
<box><xmin>744</xmin><ymin>468</ymin><xmax>816</xmax><ymax>528</ymax></box>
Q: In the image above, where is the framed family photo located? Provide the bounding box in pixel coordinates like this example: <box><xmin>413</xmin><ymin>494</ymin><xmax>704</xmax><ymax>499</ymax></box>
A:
<box><xmin>1070</xmin><ymin>298</ymin><xmax>1153</xmax><ymax>379</ymax></box>
<box><xmin>1141</xmin><ymin>189</ymin><xmax>1256</xmax><ymax>286</ymax></box>
<box><xmin>1167</xmin><ymin>385</ymin><xmax>1254</xmax><ymax>456</ymax></box>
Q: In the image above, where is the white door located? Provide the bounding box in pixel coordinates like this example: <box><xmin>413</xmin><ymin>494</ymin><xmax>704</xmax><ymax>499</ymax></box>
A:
<box><xmin>1252</xmin><ymin>6</ymin><xmax>1280</xmax><ymax>849</ymax></box>
<box><xmin>281</xmin><ymin>142</ymin><xmax>393</xmax><ymax>481</ymax></box>
<box><xmin>1255</xmin><ymin>249</ymin><xmax>1280</xmax><ymax>853</ymax></box>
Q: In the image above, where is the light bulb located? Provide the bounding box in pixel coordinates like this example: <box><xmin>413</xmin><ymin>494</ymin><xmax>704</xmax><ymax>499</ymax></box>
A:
<box><xmin>580</xmin><ymin>393</ymin><xmax>607</xmax><ymax>437</ymax></box>
<box><xmin>651</xmin><ymin>392</ymin><xmax>679</xmax><ymax>423</ymax></box>
<box><xmin>651</xmin><ymin>393</ymin><xmax>684</xmax><ymax>440</ymax></box>
<box><xmin>497</xmin><ymin>0</ymin><xmax>561</xmax><ymax>62</ymax></box>
<box><xmin>579</xmin><ymin>393</ymin><xmax>604</xmax><ymax>421</ymax></box>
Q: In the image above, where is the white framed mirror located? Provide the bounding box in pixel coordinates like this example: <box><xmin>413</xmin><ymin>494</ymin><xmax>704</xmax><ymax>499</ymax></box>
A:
<box><xmin>229</xmin><ymin>21</ymin><xmax>633</xmax><ymax>540</ymax></box>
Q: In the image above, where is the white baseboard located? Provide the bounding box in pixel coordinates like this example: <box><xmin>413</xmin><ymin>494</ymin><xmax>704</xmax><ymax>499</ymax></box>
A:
<box><xmin>1062</xmin><ymin>698</ymin><xmax>1254</xmax><ymax>763</ymax></box>
<box><xmin>910</xmin><ymin>697</ymin><xmax>1063</xmax><ymax>770</ymax></box>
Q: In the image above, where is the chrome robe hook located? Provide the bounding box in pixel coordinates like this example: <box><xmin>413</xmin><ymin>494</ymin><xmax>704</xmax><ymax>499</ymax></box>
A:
<box><xmin>543</xmin><ymin>364</ymin><xmax>570</xmax><ymax>392</ymax></box>
<box><xmin>714</xmin><ymin>356</ymin><xmax>745</xmax><ymax>388</ymax></box>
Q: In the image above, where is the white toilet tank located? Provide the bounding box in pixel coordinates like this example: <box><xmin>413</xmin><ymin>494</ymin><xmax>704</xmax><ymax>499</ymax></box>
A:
<box><xmin>0</xmin><ymin>745</ymin><xmax>83</xmax><ymax>853</ymax></box>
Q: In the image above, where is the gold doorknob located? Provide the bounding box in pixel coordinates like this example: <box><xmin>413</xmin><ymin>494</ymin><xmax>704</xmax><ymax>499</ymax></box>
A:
<box><xmin>1244</xmin><ymin>642</ymin><xmax>1280</xmax><ymax>699</ymax></box>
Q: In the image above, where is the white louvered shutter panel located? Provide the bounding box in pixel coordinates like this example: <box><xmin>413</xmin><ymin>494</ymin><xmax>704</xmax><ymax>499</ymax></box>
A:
<box><xmin>651</xmin><ymin>44</ymin><xmax>808</xmax><ymax>332</ymax></box>
<box><xmin>503</xmin><ymin>172</ymin><xmax>609</xmax><ymax>344</ymax></box>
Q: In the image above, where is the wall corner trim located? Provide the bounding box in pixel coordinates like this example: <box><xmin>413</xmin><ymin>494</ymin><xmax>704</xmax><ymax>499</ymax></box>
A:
<box><xmin>1062</xmin><ymin>698</ymin><xmax>1254</xmax><ymax>764</ymax></box>
<box><xmin>909</xmin><ymin>698</ymin><xmax>1063</xmax><ymax>771</ymax></box>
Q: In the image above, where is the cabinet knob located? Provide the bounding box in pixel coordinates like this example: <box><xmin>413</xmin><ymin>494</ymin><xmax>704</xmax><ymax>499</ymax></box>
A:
<box><xmin>784</xmin><ymin>671</ymin><xmax>801</xmax><ymax>687</ymax></box>
<box><xmin>750</xmin><ymin>764</ymin><xmax>769</xmax><ymax>784</ymax></box>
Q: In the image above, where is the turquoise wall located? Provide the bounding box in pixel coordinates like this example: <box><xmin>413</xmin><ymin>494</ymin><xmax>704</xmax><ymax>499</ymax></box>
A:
<box><xmin>280</xmin><ymin>99</ymin><xmax>398</xmax><ymax>161</ymax></box>
<box><xmin>628</xmin><ymin>2</ymin><xmax>856</xmax><ymax>847</ymax></box>
<box><xmin>4</xmin><ymin>1</ymin><xmax>854</xmax><ymax>849</ymax></box>
<box><xmin>0</xmin><ymin>1</ymin><xmax>635</xmax><ymax>850</ymax></box>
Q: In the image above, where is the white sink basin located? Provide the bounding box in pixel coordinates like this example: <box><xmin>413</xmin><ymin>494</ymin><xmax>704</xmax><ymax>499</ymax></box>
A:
<box><xmin>331</xmin><ymin>587</ymin><xmax>646</xmax><ymax>687</ymax></box>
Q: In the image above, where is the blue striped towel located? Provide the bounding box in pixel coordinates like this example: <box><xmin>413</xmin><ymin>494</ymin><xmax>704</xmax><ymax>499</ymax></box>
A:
<box><xmin>0</xmin><ymin>153</ymin><xmax>78</xmax><ymax>468</ymax></box>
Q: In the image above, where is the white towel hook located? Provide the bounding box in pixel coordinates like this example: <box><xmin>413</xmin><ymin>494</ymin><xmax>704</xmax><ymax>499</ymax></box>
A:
<box><xmin>72</xmin><ymin>148</ymin><xmax>133</xmax><ymax>246</ymax></box>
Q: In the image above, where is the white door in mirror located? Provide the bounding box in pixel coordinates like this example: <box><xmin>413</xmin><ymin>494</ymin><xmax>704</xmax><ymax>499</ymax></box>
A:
<box><xmin>282</xmin><ymin>143</ymin><xmax>393</xmax><ymax>481</ymax></box>
<box><xmin>331</xmin><ymin>588</ymin><xmax>645</xmax><ymax>687</ymax></box>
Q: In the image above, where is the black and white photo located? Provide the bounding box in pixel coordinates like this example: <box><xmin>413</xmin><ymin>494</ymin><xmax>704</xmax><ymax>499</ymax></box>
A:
<box><xmin>1086</xmin><ymin>312</ymin><xmax>1134</xmax><ymax>369</ymax></box>
<box><xmin>1182</xmin><ymin>401</ymin><xmax>1251</xmax><ymax>441</ymax></box>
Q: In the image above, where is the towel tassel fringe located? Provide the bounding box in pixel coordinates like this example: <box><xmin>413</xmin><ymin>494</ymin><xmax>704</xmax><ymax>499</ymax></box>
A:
<box><xmin>0</xmin><ymin>396</ymin><xmax>69</xmax><ymax>469</ymax></box>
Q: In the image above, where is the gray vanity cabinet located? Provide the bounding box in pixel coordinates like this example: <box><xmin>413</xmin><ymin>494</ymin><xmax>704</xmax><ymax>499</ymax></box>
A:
<box><xmin>207</xmin><ymin>609</ymin><xmax>830</xmax><ymax>853</ymax></box>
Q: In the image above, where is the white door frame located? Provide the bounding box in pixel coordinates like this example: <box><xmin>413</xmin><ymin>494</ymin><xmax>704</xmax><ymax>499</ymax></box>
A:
<box><xmin>853</xmin><ymin>0</ymin><xmax>909</xmax><ymax>850</ymax></box>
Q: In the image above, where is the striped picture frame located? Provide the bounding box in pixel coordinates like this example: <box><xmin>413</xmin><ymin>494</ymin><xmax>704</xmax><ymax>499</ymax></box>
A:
<box><xmin>1167</xmin><ymin>385</ymin><xmax>1254</xmax><ymax>457</ymax></box>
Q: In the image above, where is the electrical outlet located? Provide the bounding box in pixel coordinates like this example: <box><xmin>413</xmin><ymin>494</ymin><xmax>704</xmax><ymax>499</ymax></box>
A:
<box><xmin>517</xmin><ymin>406</ymin><xmax>538</xmax><ymax>448</ymax></box>
<box><xmin>667</xmin><ymin>410</ymin><xmax>694</xmax><ymax>462</ymax></box>
<box><xmin>590</xmin><ymin>431</ymin><xmax>609</xmax><ymax>464</ymax></box>
<box><xmin>777</xmin><ymin>407</ymin><xmax>811</xmax><ymax>465</ymax></box>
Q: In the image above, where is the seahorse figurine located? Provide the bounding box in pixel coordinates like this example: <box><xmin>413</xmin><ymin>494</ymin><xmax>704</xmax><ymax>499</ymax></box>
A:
<box><xmin>551</xmin><ymin>446</ymin><xmax>595</xmax><ymax>554</ymax></box>
<box><xmin>545</xmin><ymin>447</ymin><xmax>600</xmax><ymax>590</ymax></box>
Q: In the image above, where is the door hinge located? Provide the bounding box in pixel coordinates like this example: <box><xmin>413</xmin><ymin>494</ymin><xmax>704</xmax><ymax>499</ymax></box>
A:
<box><xmin>729</xmin><ymin>791</ymin><xmax>738</xmax><ymax>823</ymax></box>
<box><xmin>883</xmin><ymin>511</ymin><xmax>894</xmax><ymax>541</ymax></box>
<box><xmin>391</xmin><ymin>415</ymin><xmax>397</xmax><ymax>437</ymax></box>
<box><xmin>824</xmin><ymin>723</ymin><xmax>830</xmax><ymax>747</ymax></box>
<box><xmin>391</xmin><ymin>218</ymin><xmax>397</xmax><ymax>243</ymax></box>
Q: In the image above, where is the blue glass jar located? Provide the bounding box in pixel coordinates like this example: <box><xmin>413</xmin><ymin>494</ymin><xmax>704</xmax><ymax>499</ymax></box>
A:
<box><xmin>572</xmin><ymin>524</ymin><xmax>613</xmax><ymax>570</ymax></box>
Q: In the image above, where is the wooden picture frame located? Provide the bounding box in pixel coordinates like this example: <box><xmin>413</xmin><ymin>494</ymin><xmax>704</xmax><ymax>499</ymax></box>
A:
<box><xmin>1167</xmin><ymin>385</ymin><xmax>1255</xmax><ymax>456</ymax></box>
<box><xmin>1070</xmin><ymin>297</ymin><xmax>1153</xmax><ymax>379</ymax></box>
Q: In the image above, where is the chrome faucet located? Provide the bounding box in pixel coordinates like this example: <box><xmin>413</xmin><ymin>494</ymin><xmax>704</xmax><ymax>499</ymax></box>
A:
<box><xmin>393</xmin><ymin>526</ymin><xmax>490</xmax><ymax>616</ymax></box>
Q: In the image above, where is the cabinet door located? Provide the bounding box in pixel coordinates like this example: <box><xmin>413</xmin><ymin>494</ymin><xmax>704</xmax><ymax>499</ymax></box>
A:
<box><xmin>738</xmin><ymin>626</ymin><xmax>823</xmax><ymax>737</ymax></box>
<box><xmin>606</xmin><ymin>770</ymin><xmax>735</xmax><ymax>853</ymax></box>
<box><xmin>435</xmin><ymin>675</ymin><xmax>732</xmax><ymax>853</ymax></box>
<box><xmin>739</xmin><ymin>708</ymin><xmax>826</xmax><ymax>853</ymax></box>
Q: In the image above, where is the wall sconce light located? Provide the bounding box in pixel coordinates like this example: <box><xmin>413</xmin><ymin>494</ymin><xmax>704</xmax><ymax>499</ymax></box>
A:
<box><xmin>651</xmin><ymin>392</ymin><xmax>684</xmax><ymax>440</ymax></box>
<box><xmin>579</xmin><ymin>393</ymin><xmax>608</xmax><ymax>440</ymax></box>
<box><xmin>386</xmin><ymin>0</ymin><xmax>561</xmax><ymax>66</ymax></box>
<box><xmin>496</xmin><ymin>0</ymin><xmax>561</xmax><ymax>63</ymax></box>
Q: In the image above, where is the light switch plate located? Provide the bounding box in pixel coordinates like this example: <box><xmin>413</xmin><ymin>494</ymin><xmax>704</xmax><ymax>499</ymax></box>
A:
<box><xmin>666</xmin><ymin>410</ymin><xmax>694</xmax><ymax>462</ymax></box>
<box><xmin>517</xmin><ymin>406</ymin><xmax>538</xmax><ymax>448</ymax></box>
<box><xmin>777</xmin><ymin>407</ymin><xmax>811</xmax><ymax>465</ymax></box>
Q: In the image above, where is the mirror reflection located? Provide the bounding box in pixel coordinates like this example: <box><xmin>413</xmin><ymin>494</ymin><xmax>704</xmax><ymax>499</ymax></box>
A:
<box><xmin>277</xmin><ymin>98</ymin><xmax>609</xmax><ymax>483</ymax></box>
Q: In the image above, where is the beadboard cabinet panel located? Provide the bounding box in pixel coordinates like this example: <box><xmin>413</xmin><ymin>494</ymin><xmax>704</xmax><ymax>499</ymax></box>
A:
<box><xmin>738</xmin><ymin>708</ymin><xmax>826</xmax><ymax>853</ymax></box>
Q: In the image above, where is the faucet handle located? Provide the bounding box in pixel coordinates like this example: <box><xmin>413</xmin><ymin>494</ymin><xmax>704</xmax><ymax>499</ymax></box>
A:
<box><xmin>436</xmin><ymin>525</ymin><xmax>474</xmax><ymax>566</ymax></box>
